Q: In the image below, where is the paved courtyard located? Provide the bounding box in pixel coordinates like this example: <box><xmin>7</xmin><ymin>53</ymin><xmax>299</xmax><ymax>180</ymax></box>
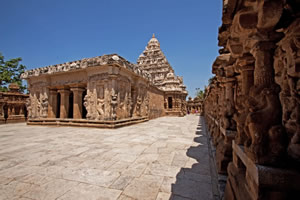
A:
<box><xmin>0</xmin><ymin>115</ymin><xmax>217</xmax><ymax>200</ymax></box>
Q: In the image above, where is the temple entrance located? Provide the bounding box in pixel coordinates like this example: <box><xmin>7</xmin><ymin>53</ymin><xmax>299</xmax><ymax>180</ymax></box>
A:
<box><xmin>168</xmin><ymin>97</ymin><xmax>173</xmax><ymax>109</ymax></box>
<box><xmin>56</xmin><ymin>93</ymin><xmax>61</xmax><ymax>118</ymax></box>
<box><xmin>68</xmin><ymin>92</ymin><xmax>73</xmax><ymax>118</ymax></box>
<box><xmin>3</xmin><ymin>105</ymin><xmax>8</xmax><ymax>120</ymax></box>
<box><xmin>82</xmin><ymin>90</ymin><xmax>87</xmax><ymax>119</ymax></box>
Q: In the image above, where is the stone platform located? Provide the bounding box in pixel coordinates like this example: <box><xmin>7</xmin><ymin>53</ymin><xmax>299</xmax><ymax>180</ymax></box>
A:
<box><xmin>27</xmin><ymin>117</ymin><xmax>149</xmax><ymax>128</ymax></box>
<box><xmin>0</xmin><ymin>115</ymin><xmax>218</xmax><ymax>200</ymax></box>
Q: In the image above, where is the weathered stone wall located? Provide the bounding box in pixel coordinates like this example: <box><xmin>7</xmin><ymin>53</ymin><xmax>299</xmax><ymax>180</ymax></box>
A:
<box><xmin>148</xmin><ymin>85</ymin><xmax>165</xmax><ymax>119</ymax></box>
<box><xmin>204</xmin><ymin>1</ymin><xmax>300</xmax><ymax>199</ymax></box>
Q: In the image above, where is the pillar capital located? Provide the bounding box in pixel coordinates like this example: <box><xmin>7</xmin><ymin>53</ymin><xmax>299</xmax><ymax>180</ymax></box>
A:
<box><xmin>49</xmin><ymin>89</ymin><xmax>58</xmax><ymax>94</ymax></box>
<box><xmin>57</xmin><ymin>89</ymin><xmax>70</xmax><ymax>94</ymax></box>
<box><xmin>70</xmin><ymin>87</ymin><xmax>85</xmax><ymax>92</ymax></box>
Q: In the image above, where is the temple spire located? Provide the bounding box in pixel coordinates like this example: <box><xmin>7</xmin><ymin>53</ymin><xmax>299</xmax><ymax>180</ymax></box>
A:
<box><xmin>152</xmin><ymin>33</ymin><xmax>155</xmax><ymax>38</ymax></box>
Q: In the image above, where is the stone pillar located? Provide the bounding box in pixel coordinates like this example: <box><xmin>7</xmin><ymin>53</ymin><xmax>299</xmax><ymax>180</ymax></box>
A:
<box><xmin>48</xmin><ymin>90</ymin><xmax>57</xmax><ymax>118</ymax></box>
<box><xmin>225</xmin><ymin>78</ymin><xmax>235</xmax><ymax>103</ymax></box>
<box><xmin>251</xmin><ymin>41</ymin><xmax>275</xmax><ymax>88</ymax></box>
<box><xmin>58</xmin><ymin>89</ymin><xmax>70</xmax><ymax>119</ymax></box>
<box><xmin>11</xmin><ymin>105</ymin><xmax>15</xmax><ymax>115</ymax></box>
<box><xmin>241</xmin><ymin>65</ymin><xmax>254</xmax><ymax>95</ymax></box>
<box><xmin>71</xmin><ymin>88</ymin><xmax>85</xmax><ymax>119</ymax></box>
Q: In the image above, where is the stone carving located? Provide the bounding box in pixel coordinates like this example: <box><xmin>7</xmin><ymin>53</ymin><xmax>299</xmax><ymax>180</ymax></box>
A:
<box><xmin>21</xmin><ymin>54</ymin><xmax>151</xmax><ymax>81</ymax></box>
<box><xmin>83</xmin><ymin>93</ymin><xmax>93</xmax><ymax>120</ymax></box>
<box><xmin>137</xmin><ymin>35</ymin><xmax>188</xmax><ymax>116</ymax></box>
<box><xmin>96</xmin><ymin>99</ymin><xmax>105</xmax><ymax>120</ymax></box>
<box><xmin>39</xmin><ymin>96</ymin><xmax>48</xmax><ymax>118</ymax></box>
<box><xmin>111</xmin><ymin>93</ymin><xmax>118</xmax><ymax>120</ymax></box>
<box><xmin>204</xmin><ymin>1</ymin><xmax>300</xmax><ymax>199</ymax></box>
<box><xmin>135</xmin><ymin>96</ymin><xmax>142</xmax><ymax>117</ymax></box>
<box><xmin>244</xmin><ymin>86</ymin><xmax>283</xmax><ymax>164</ymax></box>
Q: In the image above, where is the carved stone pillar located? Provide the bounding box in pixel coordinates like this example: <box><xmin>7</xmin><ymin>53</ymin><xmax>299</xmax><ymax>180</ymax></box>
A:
<box><xmin>225</xmin><ymin>77</ymin><xmax>235</xmax><ymax>103</ymax></box>
<box><xmin>71</xmin><ymin>88</ymin><xmax>85</xmax><ymax>119</ymax></box>
<box><xmin>48</xmin><ymin>90</ymin><xmax>57</xmax><ymax>118</ymax></box>
<box><xmin>251</xmin><ymin>41</ymin><xmax>275</xmax><ymax>88</ymax></box>
<box><xmin>58</xmin><ymin>89</ymin><xmax>70</xmax><ymax>119</ymax></box>
<box><xmin>241</xmin><ymin>65</ymin><xmax>254</xmax><ymax>95</ymax></box>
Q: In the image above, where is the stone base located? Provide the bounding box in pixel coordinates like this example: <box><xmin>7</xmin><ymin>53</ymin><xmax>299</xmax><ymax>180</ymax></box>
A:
<box><xmin>0</xmin><ymin>117</ymin><xmax>5</xmax><ymax>124</ymax></box>
<box><xmin>165</xmin><ymin>110</ymin><xmax>184</xmax><ymax>117</ymax></box>
<box><xmin>6</xmin><ymin>115</ymin><xmax>26</xmax><ymax>123</ymax></box>
<box><xmin>224</xmin><ymin>141</ymin><xmax>300</xmax><ymax>200</ymax></box>
<box><xmin>27</xmin><ymin>117</ymin><xmax>149</xmax><ymax>128</ymax></box>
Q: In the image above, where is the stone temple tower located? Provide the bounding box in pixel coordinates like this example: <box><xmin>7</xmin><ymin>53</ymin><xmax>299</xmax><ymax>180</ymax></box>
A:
<box><xmin>137</xmin><ymin>34</ymin><xmax>174</xmax><ymax>86</ymax></box>
<box><xmin>137</xmin><ymin>34</ymin><xmax>188</xmax><ymax>116</ymax></box>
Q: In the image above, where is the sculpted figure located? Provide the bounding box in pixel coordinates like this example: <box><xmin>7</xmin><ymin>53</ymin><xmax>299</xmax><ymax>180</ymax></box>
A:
<box><xmin>244</xmin><ymin>86</ymin><xmax>282</xmax><ymax>163</ymax></box>
<box><xmin>96</xmin><ymin>99</ymin><xmax>105</xmax><ymax>120</ymax></box>
<box><xmin>83</xmin><ymin>94</ymin><xmax>92</xmax><ymax>120</ymax></box>
<box><xmin>135</xmin><ymin>96</ymin><xmax>142</xmax><ymax>117</ymax></box>
<box><xmin>144</xmin><ymin>95</ymin><xmax>149</xmax><ymax>116</ymax></box>
<box><xmin>111</xmin><ymin>94</ymin><xmax>118</xmax><ymax>120</ymax></box>
<box><xmin>40</xmin><ymin>96</ymin><xmax>48</xmax><ymax>118</ymax></box>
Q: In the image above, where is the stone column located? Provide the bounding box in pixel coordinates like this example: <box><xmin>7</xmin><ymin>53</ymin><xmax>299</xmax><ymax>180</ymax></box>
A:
<box><xmin>225</xmin><ymin>78</ymin><xmax>235</xmax><ymax>103</ymax></box>
<box><xmin>71</xmin><ymin>88</ymin><xmax>85</xmax><ymax>119</ymax></box>
<box><xmin>251</xmin><ymin>41</ymin><xmax>275</xmax><ymax>88</ymax></box>
<box><xmin>241</xmin><ymin>66</ymin><xmax>254</xmax><ymax>95</ymax></box>
<box><xmin>11</xmin><ymin>105</ymin><xmax>15</xmax><ymax>115</ymax></box>
<box><xmin>58</xmin><ymin>89</ymin><xmax>70</xmax><ymax>119</ymax></box>
<box><xmin>48</xmin><ymin>90</ymin><xmax>57</xmax><ymax>118</ymax></box>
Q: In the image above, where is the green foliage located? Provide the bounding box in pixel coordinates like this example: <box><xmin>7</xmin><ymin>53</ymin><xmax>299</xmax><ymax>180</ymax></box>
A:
<box><xmin>0</xmin><ymin>52</ymin><xmax>26</xmax><ymax>92</ymax></box>
<box><xmin>196</xmin><ymin>89</ymin><xmax>205</xmax><ymax>100</ymax></box>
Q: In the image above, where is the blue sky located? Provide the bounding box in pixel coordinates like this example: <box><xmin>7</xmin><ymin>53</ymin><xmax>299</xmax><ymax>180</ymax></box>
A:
<box><xmin>1</xmin><ymin>0</ymin><xmax>222</xmax><ymax>97</ymax></box>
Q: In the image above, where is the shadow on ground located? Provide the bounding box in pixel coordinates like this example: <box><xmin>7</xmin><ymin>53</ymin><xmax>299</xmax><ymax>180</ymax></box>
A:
<box><xmin>170</xmin><ymin>116</ymin><xmax>217</xmax><ymax>200</ymax></box>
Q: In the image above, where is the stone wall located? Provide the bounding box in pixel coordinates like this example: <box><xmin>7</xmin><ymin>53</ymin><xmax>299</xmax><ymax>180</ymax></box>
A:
<box><xmin>148</xmin><ymin>85</ymin><xmax>165</xmax><ymax>120</ymax></box>
<box><xmin>204</xmin><ymin>1</ymin><xmax>300</xmax><ymax>199</ymax></box>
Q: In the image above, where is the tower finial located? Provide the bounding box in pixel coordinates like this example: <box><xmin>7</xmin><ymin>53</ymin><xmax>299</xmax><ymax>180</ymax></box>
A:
<box><xmin>152</xmin><ymin>33</ymin><xmax>155</xmax><ymax>38</ymax></box>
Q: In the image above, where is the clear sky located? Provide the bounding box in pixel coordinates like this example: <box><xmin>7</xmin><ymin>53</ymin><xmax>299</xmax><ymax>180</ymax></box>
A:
<box><xmin>0</xmin><ymin>0</ymin><xmax>222</xmax><ymax>97</ymax></box>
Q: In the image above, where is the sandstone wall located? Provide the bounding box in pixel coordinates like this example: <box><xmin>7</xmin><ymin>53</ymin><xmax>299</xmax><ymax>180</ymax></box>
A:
<box><xmin>148</xmin><ymin>86</ymin><xmax>165</xmax><ymax>120</ymax></box>
<box><xmin>204</xmin><ymin>1</ymin><xmax>300</xmax><ymax>199</ymax></box>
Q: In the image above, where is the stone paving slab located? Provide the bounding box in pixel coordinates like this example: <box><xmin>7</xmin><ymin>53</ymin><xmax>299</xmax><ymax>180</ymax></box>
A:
<box><xmin>0</xmin><ymin>115</ymin><xmax>216</xmax><ymax>200</ymax></box>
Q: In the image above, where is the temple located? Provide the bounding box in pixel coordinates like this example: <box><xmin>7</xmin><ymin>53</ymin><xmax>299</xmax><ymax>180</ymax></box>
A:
<box><xmin>21</xmin><ymin>35</ymin><xmax>188</xmax><ymax>128</ymax></box>
<box><xmin>137</xmin><ymin>34</ymin><xmax>188</xmax><ymax>116</ymax></box>
<box><xmin>0</xmin><ymin>83</ymin><xmax>28</xmax><ymax>124</ymax></box>
<box><xmin>186</xmin><ymin>96</ymin><xmax>203</xmax><ymax>115</ymax></box>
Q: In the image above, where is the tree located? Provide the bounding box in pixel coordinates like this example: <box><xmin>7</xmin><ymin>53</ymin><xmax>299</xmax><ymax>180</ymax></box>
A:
<box><xmin>195</xmin><ymin>89</ymin><xmax>205</xmax><ymax>100</ymax></box>
<box><xmin>0</xmin><ymin>52</ymin><xmax>26</xmax><ymax>92</ymax></box>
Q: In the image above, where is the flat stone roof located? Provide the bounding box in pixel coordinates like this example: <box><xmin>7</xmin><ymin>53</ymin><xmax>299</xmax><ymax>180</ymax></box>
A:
<box><xmin>21</xmin><ymin>54</ymin><xmax>151</xmax><ymax>80</ymax></box>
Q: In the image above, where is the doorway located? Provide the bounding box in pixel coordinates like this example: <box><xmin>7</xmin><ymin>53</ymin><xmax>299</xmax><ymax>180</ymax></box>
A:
<box><xmin>82</xmin><ymin>90</ymin><xmax>87</xmax><ymax>119</ymax></box>
<box><xmin>56</xmin><ymin>93</ymin><xmax>61</xmax><ymax>118</ymax></box>
<box><xmin>168</xmin><ymin>97</ymin><xmax>173</xmax><ymax>109</ymax></box>
<box><xmin>68</xmin><ymin>92</ymin><xmax>73</xmax><ymax>118</ymax></box>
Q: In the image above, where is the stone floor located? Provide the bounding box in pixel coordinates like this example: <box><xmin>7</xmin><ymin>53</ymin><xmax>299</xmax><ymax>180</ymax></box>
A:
<box><xmin>0</xmin><ymin>115</ymin><xmax>217</xmax><ymax>200</ymax></box>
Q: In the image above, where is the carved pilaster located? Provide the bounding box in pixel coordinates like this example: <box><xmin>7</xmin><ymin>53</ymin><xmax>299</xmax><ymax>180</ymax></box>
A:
<box><xmin>48</xmin><ymin>90</ymin><xmax>57</xmax><ymax>118</ymax></box>
<box><xmin>70</xmin><ymin>88</ymin><xmax>85</xmax><ymax>119</ymax></box>
<box><xmin>58</xmin><ymin>89</ymin><xmax>70</xmax><ymax>119</ymax></box>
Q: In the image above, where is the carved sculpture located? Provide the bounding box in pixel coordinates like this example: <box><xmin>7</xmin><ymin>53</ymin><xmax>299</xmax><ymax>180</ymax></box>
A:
<box><xmin>96</xmin><ymin>99</ymin><xmax>105</xmax><ymax>120</ymax></box>
<box><xmin>111</xmin><ymin>93</ymin><xmax>118</xmax><ymax>120</ymax></box>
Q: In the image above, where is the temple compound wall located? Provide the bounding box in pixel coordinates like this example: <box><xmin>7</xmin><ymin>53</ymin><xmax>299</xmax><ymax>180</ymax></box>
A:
<box><xmin>0</xmin><ymin>83</ymin><xmax>28</xmax><ymax>124</ymax></box>
<box><xmin>22</xmin><ymin>54</ymin><xmax>166</xmax><ymax>128</ymax></box>
<box><xmin>204</xmin><ymin>0</ymin><xmax>300</xmax><ymax>199</ymax></box>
